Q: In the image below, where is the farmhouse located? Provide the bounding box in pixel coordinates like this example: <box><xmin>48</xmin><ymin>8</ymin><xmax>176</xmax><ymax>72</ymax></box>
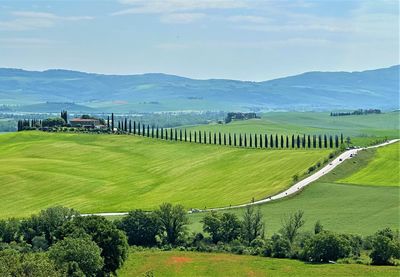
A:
<box><xmin>70</xmin><ymin>118</ymin><xmax>100</xmax><ymax>128</ymax></box>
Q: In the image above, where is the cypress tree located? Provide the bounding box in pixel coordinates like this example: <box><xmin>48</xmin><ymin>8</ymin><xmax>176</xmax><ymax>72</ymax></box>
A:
<box><xmin>313</xmin><ymin>135</ymin><xmax>316</xmax><ymax>148</ymax></box>
<box><xmin>229</xmin><ymin>133</ymin><xmax>232</xmax><ymax>146</ymax></box>
<box><xmin>143</xmin><ymin>124</ymin><xmax>146</xmax><ymax>136</ymax></box>
<box><xmin>249</xmin><ymin>134</ymin><xmax>252</xmax><ymax>147</ymax></box>
<box><xmin>179</xmin><ymin>129</ymin><xmax>182</xmax><ymax>141</ymax></box>
<box><xmin>265</xmin><ymin>134</ymin><xmax>268</xmax><ymax>148</ymax></box>
<box><xmin>118</xmin><ymin>121</ymin><xmax>121</xmax><ymax>130</ymax></box>
<box><xmin>129</xmin><ymin>120</ymin><xmax>132</xmax><ymax>133</ymax></box>
<box><xmin>161</xmin><ymin>127</ymin><xmax>164</xmax><ymax>139</ymax></box>
<box><xmin>189</xmin><ymin>131</ymin><xmax>192</xmax><ymax>142</ymax></box>
<box><xmin>297</xmin><ymin>135</ymin><xmax>300</xmax><ymax>148</ymax></box>
<box><xmin>260</xmin><ymin>134</ymin><xmax>263</xmax><ymax>148</ymax></box>
<box><xmin>165</xmin><ymin>128</ymin><xmax>168</xmax><ymax>140</ymax></box>
<box><xmin>244</xmin><ymin>134</ymin><xmax>247</xmax><ymax>147</ymax></box>
<box><xmin>125</xmin><ymin>118</ymin><xmax>128</xmax><ymax>132</ymax></box>
<box><xmin>254</xmin><ymin>134</ymin><xmax>257</xmax><ymax>148</ymax></box>
<box><xmin>185</xmin><ymin>129</ymin><xmax>187</xmax><ymax>142</ymax></box>
<box><xmin>194</xmin><ymin>131</ymin><xmax>197</xmax><ymax>143</ymax></box>
<box><xmin>319</xmin><ymin>135</ymin><xmax>322</xmax><ymax>148</ymax></box>
<box><xmin>286</xmin><ymin>135</ymin><xmax>289</xmax><ymax>148</ymax></box>
<box><xmin>307</xmin><ymin>135</ymin><xmax>311</xmax><ymax>148</ymax></box>
<box><xmin>329</xmin><ymin>135</ymin><xmax>333</xmax><ymax>148</ymax></box>
<box><xmin>280</xmin><ymin>135</ymin><xmax>284</xmax><ymax>148</ymax></box>
<box><xmin>239</xmin><ymin>134</ymin><xmax>242</xmax><ymax>147</ymax></box>
<box><xmin>302</xmin><ymin>134</ymin><xmax>306</xmax><ymax>148</ymax></box>
<box><xmin>133</xmin><ymin>121</ymin><xmax>136</xmax><ymax>135</ymax></box>
<box><xmin>270</xmin><ymin>134</ymin><xmax>274</xmax><ymax>148</ymax></box>
<box><xmin>335</xmin><ymin>135</ymin><xmax>339</xmax><ymax>148</ymax></box>
<box><xmin>291</xmin><ymin>135</ymin><xmax>295</xmax><ymax>148</ymax></box>
<box><xmin>324</xmin><ymin>134</ymin><xmax>328</xmax><ymax>148</ymax></box>
<box><xmin>340</xmin><ymin>133</ymin><xmax>344</xmax><ymax>145</ymax></box>
<box><xmin>169</xmin><ymin>128</ymin><xmax>172</xmax><ymax>140</ymax></box>
<box><xmin>198</xmin><ymin>131</ymin><xmax>201</xmax><ymax>143</ymax></box>
<box><xmin>204</xmin><ymin>131</ymin><xmax>207</xmax><ymax>144</ymax></box>
<box><xmin>111</xmin><ymin>113</ymin><xmax>114</xmax><ymax>132</ymax></box>
<box><xmin>138</xmin><ymin>123</ymin><xmax>141</xmax><ymax>135</ymax></box>
<box><xmin>213</xmin><ymin>133</ymin><xmax>217</xmax><ymax>144</ymax></box>
<box><xmin>107</xmin><ymin>116</ymin><xmax>110</xmax><ymax>129</ymax></box>
<box><xmin>156</xmin><ymin>127</ymin><xmax>159</xmax><ymax>138</ymax></box>
<box><xmin>224</xmin><ymin>133</ymin><xmax>226</xmax><ymax>145</ymax></box>
<box><xmin>274</xmin><ymin>134</ymin><xmax>277</xmax><ymax>148</ymax></box>
<box><xmin>218</xmin><ymin>132</ymin><xmax>222</xmax><ymax>145</ymax></box>
<box><xmin>209</xmin><ymin>132</ymin><xmax>212</xmax><ymax>144</ymax></box>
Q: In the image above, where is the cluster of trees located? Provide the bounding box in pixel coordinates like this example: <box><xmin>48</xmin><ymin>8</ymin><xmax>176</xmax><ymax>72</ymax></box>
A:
<box><xmin>0</xmin><ymin>206</ymin><xmax>128</xmax><ymax>276</ymax></box>
<box><xmin>225</xmin><ymin>112</ymin><xmax>259</xmax><ymax>123</ymax></box>
<box><xmin>330</xmin><ymin>109</ymin><xmax>381</xmax><ymax>117</ymax></box>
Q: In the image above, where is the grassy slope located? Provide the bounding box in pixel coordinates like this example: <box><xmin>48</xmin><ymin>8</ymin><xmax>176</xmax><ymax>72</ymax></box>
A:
<box><xmin>186</xmin><ymin>112</ymin><xmax>400</xmax><ymax>146</ymax></box>
<box><xmin>338</xmin><ymin>142</ymin><xmax>400</xmax><ymax>186</ymax></box>
<box><xmin>118</xmin><ymin>250</ymin><xmax>400</xmax><ymax>277</ymax></box>
<box><xmin>0</xmin><ymin>131</ymin><xmax>330</xmax><ymax>218</ymax></box>
<box><xmin>188</xmin><ymin>143</ymin><xmax>400</xmax><ymax>235</ymax></box>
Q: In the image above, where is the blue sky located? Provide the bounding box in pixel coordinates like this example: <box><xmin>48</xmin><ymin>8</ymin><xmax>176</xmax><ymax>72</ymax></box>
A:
<box><xmin>0</xmin><ymin>0</ymin><xmax>398</xmax><ymax>81</ymax></box>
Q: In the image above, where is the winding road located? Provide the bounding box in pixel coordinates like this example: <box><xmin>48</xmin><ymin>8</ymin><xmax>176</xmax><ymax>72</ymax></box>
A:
<box><xmin>83</xmin><ymin>139</ymin><xmax>399</xmax><ymax>217</ymax></box>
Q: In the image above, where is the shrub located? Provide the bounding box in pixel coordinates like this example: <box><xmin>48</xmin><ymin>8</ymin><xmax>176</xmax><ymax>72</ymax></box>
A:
<box><xmin>271</xmin><ymin>234</ymin><xmax>291</xmax><ymax>258</ymax></box>
<box><xmin>302</xmin><ymin>231</ymin><xmax>351</xmax><ymax>263</ymax></box>
<box><xmin>370</xmin><ymin>228</ymin><xmax>400</xmax><ymax>265</ymax></box>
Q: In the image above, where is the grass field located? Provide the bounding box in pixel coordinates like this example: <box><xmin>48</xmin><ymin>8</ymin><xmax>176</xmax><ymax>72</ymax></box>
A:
<box><xmin>188</xmin><ymin>143</ymin><xmax>400</xmax><ymax>235</ymax></box>
<box><xmin>118</xmin><ymin>250</ymin><xmax>400</xmax><ymax>277</ymax></box>
<box><xmin>0</xmin><ymin>131</ymin><xmax>331</xmax><ymax>218</ymax></box>
<box><xmin>338</xmin><ymin>142</ymin><xmax>400</xmax><ymax>186</ymax></box>
<box><xmin>186</xmin><ymin>111</ymin><xmax>399</xmax><ymax>147</ymax></box>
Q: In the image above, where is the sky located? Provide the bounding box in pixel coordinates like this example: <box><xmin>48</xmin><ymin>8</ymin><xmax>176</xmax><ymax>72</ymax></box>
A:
<box><xmin>0</xmin><ymin>0</ymin><xmax>398</xmax><ymax>81</ymax></box>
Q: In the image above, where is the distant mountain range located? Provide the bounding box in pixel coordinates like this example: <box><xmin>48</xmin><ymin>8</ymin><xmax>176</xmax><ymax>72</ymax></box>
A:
<box><xmin>0</xmin><ymin>65</ymin><xmax>398</xmax><ymax>113</ymax></box>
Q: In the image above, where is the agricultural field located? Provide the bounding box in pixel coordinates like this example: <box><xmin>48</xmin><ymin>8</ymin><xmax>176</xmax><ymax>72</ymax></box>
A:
<box><xmin>0</xmin><ymin>131</ymin><xmax>331</xmax><ymax>218</ymax></box>
<box><xmin>186</xmin><ymin>111</ymin><xmax>400</xmax><ymax>147</ymax></box>
<box><xmin>188</xmin><ymin>142</ymin><xmax>400</xmax><ymax>235</ymax></box>
<box><xmin>118</xmin><ymin>250</ymin><xmax>400</xmax><ymax>277</ymax></box>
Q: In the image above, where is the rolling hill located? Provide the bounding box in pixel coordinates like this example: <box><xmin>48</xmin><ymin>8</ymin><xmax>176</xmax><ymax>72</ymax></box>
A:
<box><xmin>0</xmin><ymin>65</ymin><xmax>398</xmax><ymax>112</ymax></box>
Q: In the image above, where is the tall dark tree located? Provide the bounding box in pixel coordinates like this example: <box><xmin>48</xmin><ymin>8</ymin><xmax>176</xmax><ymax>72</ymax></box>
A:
<box><xmin>270</xmin><ymin>134</ymin><xmax>274</xmax><ymax>148</ymax></box>
<box><xmin>218</xmin><ymin>132</ymin><xmax>222</xmax><ymax>145</ymax></box>
<box><xmin>151</xmin><ymin>126</ymin><xmax>154</xmax><ymax>138</ymax></box>
<box><xmin>307</xmin><ymin>135</ymin><xmax>311</xmax><ymax>148</ymax></box>
<box><xmin>111</xmin><ymin>113</ymin><xmax>114</xmax><ymax>132</ymax></box>
<box><xmin>244</xmin><ymin>134</ymin><xmax>247</xmax><ymax>147</ymax></box>
<box><xmin>324</xmin><ymin>134</ymin><xmax>328</xmax><ymax>148</ymax></box>
<box><xmin>234</xmin><ymin>133</ymin><xmax>237</xmax><ymax>146</ymax></box>
<box><xmin>254</xmin><ymin>134</ymin><xmax>257</xmax><ymax>148</ymax></box>
<box><xmin>61</xmin><ymin>110</ymin><xmax>68</xmax><ymax>124</ymax></box>
<box><xmin>143</xmin><ymin>124</ymin><xmax>146</xmax><ymax>137</ymax></box>
<box><xmin>329</xmin><ymin>135</ymin><xmax>333</xmax><ymax>148</ymax></box>
<box><xmin>170</xmin><ymin>128</ymin><xmax>173</xmax><ymax>141</ymax></box>
<box><xmin>340</xmin><ymin>133</ymin><xmax>344</xmax><ymax>145</ymax></box>
<box><xmin>133</xmin><ymin>121</ymin><xmax>136</xmax><ymax>135</ymax></box>
<box><xmin>189</xmin><ymin>131</ymin><xmax>192</xmax><ymax>142</ymax></box>
<box><xmin>137</xmin><ymin>122</ymin><xmax>141</xmax><ymax>135</ymax></box>
<box><xmin>198</xmin><ymin>130</ymin><xmax>202</xmax><ymax>143</ymax></box>
<box><xmin>179</xmin><ymin>129</ymin><xmax>182</xmax><ymax>141</ymax></box>
<box><xmin>161</xmin><ymin>127</ymin><xmax>164</xmax><ymax>139</ymax></box>
<box><xmin>229</xmin><ymin>133</ymin><xmax>232</xmax><ymax>146</ymax></box>
<box><xmin>124</xmin><ymin>118</ymin><xmax>128</xmax><ymax>132</ymax></box>
<box><xmin>165</xmin><ymin>128</ymin><xmax>168</xmax><ymax>140</ymax></box>
<box><xmin>203</xmin><ymin>131</ymin><xmax>207</xmax><ymax>144</ymax></box>
<box><xmin>213</xmin><ymin>133</ymin><xmax>217</xmax><ymax>145</ymax></box>
<box><xmin>224</xmin><ymin>133</ymin><xmax>226</xmax><ymax>145</ymax></box>
<box><xmin>174</xmin><ymin>129</ymin><xmax>177</xmax><ymax>141</ymax></box>
<box><xmin>302</xmin><ymin>134</ymin><xmax>306</xmax><ymax>148</ymax></box>
<box><xmin>296</xmin><ymin>135</ymin><xmax>300</xmax><ymax>148</ymax></box>
<box><xmin>249</xmin><ymin>134</ymin><xmax>253</xmax><ymax>147</ymax></box>
<box><xmin>313</xmin><ymin>135</ymin><xmax>316</xmax><ymax>148</ymax></box>
<box><xmin>184</xmin><ymin>129</ymin><xmax>187</xmax><ymax>141</ymax></box>
<box><xmin>265</xmin><ymin>134</ymin><xmax>268</xmax><ymax>148</ymax></box>
<box><xmin>194</xmin><ymin>131</ymin><xmax>197</xmax><ymax>143</ymax></box>
<box><xmin>335</xmin><ymin>135</ymin><xmax>339</xmax><ymax>148</ymax></box>
<box><xmin>275</xmin><ymin>134</ymin><xmax>279</xmax><ymax>148</ymax></box>
<box><xmin>147</xmin><ymin>125</ymin><xmax>150</xmax><ymax>137</ymax></box>
<box><xmin>209</xmin><ymin>132</ymin><xmax>212</xmax><ymax>144</ymax></box>
<box><xmin>239</xmin><ymin>134</ymin><xmax>242</xmax><ymax>147</ymax></box>
<box><xmin>318</xmin><ymin>135</ymin><xmax>322</xmax><ymax>148</ymax></box>
<box><xmin>156</xmin><ymin>127</ymin><xmax>159</xmax><ymax>139</ymax></box>
<box><xmin>129</xmin><ymin>120</ymin><xmax>132</xmax><ymax>133</ymax></box>
<box><xmin>107</xmin><ymin>116</ymin><xmax>110</xmax><ymax>130</ymax></box>
<box><xmin>259</xmin><ymin>134</ymin><xmax>263</xmax><ymax>148</ymax></box>
<box><xmin>118</xmin><ymin>121</ymin><xmax>121</xmax><ymax>130</ymax></box>
<box><xmin>280</xmin><ymin>135</ymin><xmax>284</xmax><ymax>148</ymax></box>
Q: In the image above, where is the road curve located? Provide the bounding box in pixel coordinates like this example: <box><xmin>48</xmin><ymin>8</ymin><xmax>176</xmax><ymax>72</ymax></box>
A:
<box><xmin>82</xmin><ymin>139</ymin><xmax>399</xmax><ymax>217</ymax></box>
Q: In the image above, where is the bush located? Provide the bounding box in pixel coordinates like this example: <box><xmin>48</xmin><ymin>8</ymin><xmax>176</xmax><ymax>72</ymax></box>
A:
<box><xmin>370</xmin><ymin>228</ymin><xmax>400</xmax><ymax>265</ymax></box>
<box><xmin>271</xmin><ymin>234</ymin><xmax>291</xmax><ymax>258</ymax></box>
<box><xmin>302</xmin><ymin>231</ymin><xmax>351</xmax><ymax>263</ymax></box>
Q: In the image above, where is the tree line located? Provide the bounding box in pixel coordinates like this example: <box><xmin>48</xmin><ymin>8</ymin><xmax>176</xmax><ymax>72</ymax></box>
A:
<box><xmin>330</xmin><ymin>109</ymin><xmax>381</xmax><ymax>117</ymax></box>
<box><xmin>17</xmin><ymin>112</ymin><xmax>347</xmax><ymax>149</ymax></box>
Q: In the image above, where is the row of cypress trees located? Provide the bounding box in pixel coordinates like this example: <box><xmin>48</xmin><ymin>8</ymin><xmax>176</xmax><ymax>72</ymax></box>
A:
<box><xmin>17</xmin><ymin>119</ymin><xmax>42</xmax><ymax>131</ymax></box>
<box><xmin>110</xmin><ymin>115</ymin><xmax>343</xmax><ymax>149</ymax></box>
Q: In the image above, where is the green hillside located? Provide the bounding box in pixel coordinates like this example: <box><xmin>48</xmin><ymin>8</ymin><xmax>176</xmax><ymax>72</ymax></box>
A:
<box><xmin>338</xmin><ymin>142</ymin><xmax>400</xmax><ymax>186</ymax></box>
<box><xmin>188</xmin><ymin>143</ymin><xmax>400</xmax><ymax>235</ymax></box>
<box><xmin>0</xmin><ymin>131</ymin><xmax>330</xmax><ymax>218</ymax></box>
<box><xmin>118</xmin><ymin>250</ymin><xmax>400</xmax><ymax>277</ymax></box>
<box><xmin>186</xmin><ymin>112</ymin><xmax>399</xmax><ymax>147</ymax></box>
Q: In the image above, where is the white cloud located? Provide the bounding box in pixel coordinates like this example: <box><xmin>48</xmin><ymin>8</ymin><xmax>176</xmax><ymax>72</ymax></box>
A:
<box><xmin>0</xmin><ymin>11</ymin><xmax>93</xmax><ymax>31</ymax></box>
<box><xmin>160</xmin><ymin>12</ymin><xmax>206</xmax><ymax>24</ymax></box>
<box><xmin>227</xmin><ymin>15</ymin><xmax>268</xmax><ymax>24</ymax></box>
<box><xmin>112</xmin><ymin>0</ymin><xmax>246</xmax><ymax>16</ymax></box>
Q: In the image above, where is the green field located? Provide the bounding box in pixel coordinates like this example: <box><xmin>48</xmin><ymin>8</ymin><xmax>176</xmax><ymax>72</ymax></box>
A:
<box><xmin>186</xmin><ymin>112</ymin><xmax>399</xmax><ymax>147</ymax></box>
<box><xmin>0</xmin><ymin>131</ymin><xmax>331</xmax><ymax>218</ymax></box>
<box><xmin>188</xmin><ymin>143</ymin><xmax>400</xmax><ymax>235</ymax></box>
<box><xmin>118</xmin><ymin>250</ymin><xmax>400</xmax><ymax>277</ymax></box>
<box><xmin>338</xmin><ymin>143</ymin><xmax>400</xmax><ymax>186</ymax></box>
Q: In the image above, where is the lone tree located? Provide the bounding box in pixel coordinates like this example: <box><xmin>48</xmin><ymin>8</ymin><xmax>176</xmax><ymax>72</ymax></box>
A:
<box><xmin>242</xmin><ymin>206</ymin><xmax>265</xmax><ymax>245</ymax></box>
<box><xmin>280</xmin><ymin>210</ymin><xmax>305</xmax><ymax>244</ymax></box>
<box><xmin>155</xmin><ymin>203</ymin><xmax>188</xmax><ymax>245</ymax></box>
<box><xmin>111</xmin><ymin>113</ymin><xmax>114</xmax><ymax>132</ymax></box>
